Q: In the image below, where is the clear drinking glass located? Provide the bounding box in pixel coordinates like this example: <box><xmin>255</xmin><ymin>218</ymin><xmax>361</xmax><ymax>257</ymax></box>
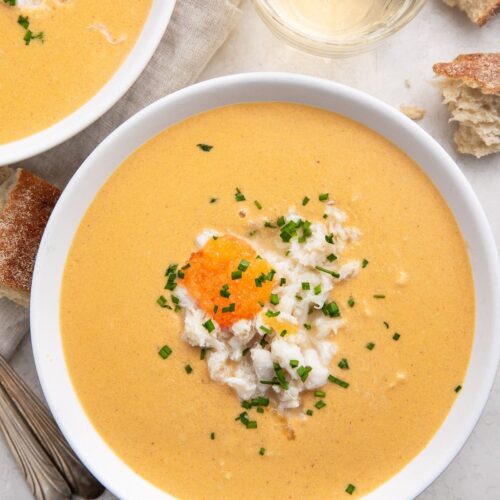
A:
<box><xmin>253</xmin><ymin>0</ymin><xmax>427</xmax><ymax>57</ymax></box>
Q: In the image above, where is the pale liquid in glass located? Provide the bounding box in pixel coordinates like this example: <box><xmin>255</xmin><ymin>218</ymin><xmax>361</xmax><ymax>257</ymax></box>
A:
<box><xmin>267</xmin><ymin>0</ymin><xmax>410</xmax><ymax>38</ymax></box>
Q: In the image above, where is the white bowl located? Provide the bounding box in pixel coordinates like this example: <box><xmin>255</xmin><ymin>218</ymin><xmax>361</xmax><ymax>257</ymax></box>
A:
<box><xmin>31</xmin><ymin>73</ymin><xmax>500</xmax><ymax>500</ymax></box>
<box><xmin>0</xmin><ymin>0</ymin><xmax>176</xmax><ymax>166</ymax></box>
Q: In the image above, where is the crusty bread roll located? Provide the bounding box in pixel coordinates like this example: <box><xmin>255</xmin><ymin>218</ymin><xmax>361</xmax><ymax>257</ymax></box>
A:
<box><xmin>433</xmin><ymin>53</ymin><xmax>500</xmax><ymax>158</ymax></box>
<box><xmin>0</xmin><ymin>167</ymin><xmax>60</xmax><ymax>307</ymax></box>
<box><xmin>442</xmin><ymin>0</ymin><xmax>499</xmax><ymax>26</ymax></box>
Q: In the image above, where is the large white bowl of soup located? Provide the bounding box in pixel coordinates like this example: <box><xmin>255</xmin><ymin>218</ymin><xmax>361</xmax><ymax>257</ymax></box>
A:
<box><xmin>0</xmin><ymin>0</ymin><xmax>175</xmax><ymax>165</ymax></box>
<box><xmin>31</xmin><ymin>73</ymin><xmax>500</xmax><ymax>499</ymax></box>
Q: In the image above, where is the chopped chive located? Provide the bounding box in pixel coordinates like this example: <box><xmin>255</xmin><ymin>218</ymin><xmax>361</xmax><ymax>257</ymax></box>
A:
<box><xmin>258</xmin><ymin>300</ymin><xmax>265</xmax><ymax>307</ymax></box>
<box><xmin>200</xmin><ymin>348</ymin><xmax>207</xmax><ymax>360</ymax></box>
<box><xmin>222</xmin><ymin>303</ymin><xmax>236</xmax><ymax>313</ymax></box>
<box><xmin>362</xmin><ymin>259</ymin><xmax>369</xmax><ymax>268</ymax></box>
<box><xmin>165</xmin><ymin>264</ymin><xmax>177</xmax><ymax>276</ymax></box>
<box><xmin>264</xmin><ymin>221</ymin><xmax>276</xmax><ymax>228</ymax></box>
<box><xmin>315</xmin><ymin>266</ymin><xmax>340</xmax><ymax>278</ymax></box>
<box><xmin>366</xmin><ymin>342</ymin><xmax>375</xmax><ymax>350</ymax></box>
<box><xmin>295</xmin><ymin>294</ymin><xmax>303</xmax><ymax>301</ymax></box>
<box><xmin>241</xmin><ymin>400</ymin><xmax>252</xmax><ymax>410</ymax></box>
<box><xmin>280</xmin><ymin>277</ymin><xmax>286</xmax><ymax>286</ymax></box>
<box><xmin>238</xmin><ymin>259</ymin><xmax>250</xmax><ymax>272</ymax></box>
<box><xmin>158</xmin><ymin>345</ymin><xmax>172</xmax><ymax>359</ymax></box>
<box><xmin>203</xmin><ymin>319</ymin><xmax>215</xmax><ymax>332</ymax></box>
<box><xmin>373</xmin><ymin>294</ymin><xmax>386</xmax><ymax>299</ymax></box>
<box><xmin>322</xmin><ymin>301</ymin><xmax>341</xmax><ymax>318</ymax></box>
<box><xmin>231</xmin><ymin>270</ymin><xmax>242</xmax><ymax>280</ymax></box>
<box><xmin>319</xmin><ymin>193</ymin><xmax>329</xmax><ymax>201</ymax></box>
<box><xmin>303</xmin><ymin>324</ymin><xmax>312</xmax><ymax>330</ymax></box>
<box><xmin>246</xmin><ymin>421</ymin><xmax>257</xmax><ymax>429</ymax></box>
<box><xmin>314</xmin><ymin>399</ymin><xmax>326</xmax><ymax>409</ymax></box>
<box><xmin>297</xmin><ymin>365</ymin><xmax>313</xmax><ymax>382</ymax></box>
<box><xmin>270</xmin><ymin>294</ymin><xmax>280</xmax><ymax>305</ymax></box>
<box><xmin>276</xmin><ymin>215</ymin><xmax>286</xmax><ymax>227</ymax></box>
<box><xmin>455</xmin><ymin>385</ymin><xmax>462</xmax><ymax>393</ymax></box>
<box><xmin>254</xmin><ymin>200</ymin><xmax>263</xmax><ymax>210</ymax></box>
<box><xmin>302</xmin><ymin>196</ymin><xmax>310</xmax><ymax>206</ymax></box>
<box><xmin>171</xmin><ymin>295</ymin><xmax>180</xmax><ymax>305</ymax></box>
<box><xmin>17</xmin><ymin>15</ymin><xmax>29</xmax><ymax>29</ymax></box>
<box><xmin>257</xmin><ymin>407</ymin><xmax>264</xmax><ymax>413</ymax></box>
<box><xmin>220</xmin><ymin>284</ymin><xmax>231</xmax><ymax>298</ymax></box>
<box><xmin>302</xmin><ymin>282</ymin><xmax>310</xmax><ymax>290</ymax></box>
<box><xmin>184</xmin><ymin>364</ymin><xmax>193</xmax><ymax>374</ymax></box>
<box><xmin>338</xmin><ymin>358</ymin><xmax>349</xmax><ymax>370</ymax></box>
<box><xmin>314</xmin><ymin>390</ymin><xmax>326</xmax><ymax>398</ymax></box>
<box><xmin>213</xmin><ymin>305</ymin><xmax>219</xmax><ymax>314</ymax></box>
<box><xmin>346</xmin><ymin>484</ymin><xmax>356</xmax><ymax>495</ymax></box>
<box><xmin>325</xmin><ymin>234</ymin><xmax>335</xmax><ymax>244</ymax></box>
<box><xmin>328</xmin><ymin>374</ymin><xmax>349</xmax><ymax>388</ymax></box>
<box><xmin>259</xmin><ymin>447</ymin><xmax>266</xmax><ymax>456</ymax></box>
<box><xmin>280</xmin><ymin>329</ymin><xmax>288</xmax><ymax>337</ymax></box>
<box><xmin>157</xmin><ymin>295</ymin><xmax>168</xmax><ymax>308</ymax></box>
<box><xmin>260</xmin><ymin>379</ymin><xmax>280</xmax><ymax>385</ymax></box>
<box><xmin>289</xmin><ymin>359</ymin><xmax>299</xmax><ymax>368</ymax></box>
<box><xmin>259</xmin><ymin>325</ymin><xmax>272</xmax><ymax>335</ymax></box>
<box><xmin>314</xmin><ymin>284</ymin><xmax>322</xmax><ymax>295</ymax></box>
<box><xmin>197</xmin><ymin>143</ymin><xmax>213</xmax><ymax>152</ymax></box>
<box><xmin>347</xmin><ymin>296</ymin><xmax>355</xmax><ymax>308</ymax></box>
<box><xmin>323</xmin><ymin>214</ymin><xmax>328</xmax><ymax>219</ymax></box>
<box><xmin>327</xmin><ymin>253</ymin><xmax>337</xmax><ymax>262</ymax></box>
<box><xmin>392</xmin><ymin>333</ymin><xmax>401</xmax><ymax>341</ymax></box>
<box><xmin>210</xmin><ymin>432</ymin><xmax>216</xmax><ymax>440</ymax></box>
<box><xmin>265</xmin><ymin>310</ymin><xmax>280</xmax><ymax>317</ymax></box>
<box><xmin>306</xmin><ymin>409</ymin><xmax>313</xmax><ymax>416</ymax></box>
<box><xmin>383</xmin><ymin>321</ymin><xmax>390</xmax><ymax>329</ymax></box>
<box><xmin>254</xmin><ymin>396</ymin><xmax>269</xmax><ymax>407</ymax></box>
<box><xmin>209</xmin><ymin>197</ymin><xmax>218</xmax><ymax>204</ymax></box>
<box><xmin>234</xmin><ymin>187</ymin><xmax>246</xmax><ymax>202</ymax></box>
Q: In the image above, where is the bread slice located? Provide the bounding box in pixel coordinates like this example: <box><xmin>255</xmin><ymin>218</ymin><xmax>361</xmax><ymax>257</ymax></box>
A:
<box><xmin>0</xmin><ymin>167</ymin><xmax>60</xmax><ymax>307</ymax></box>
<box><xmin>433</xmin><ymin>53</ymin><xmax>500</xmax><ymax>158</ymax></box>
<box><xmin>442</xmin><ymin>0</ymin><xmax>500</xmax><ymax>26</ymax></box>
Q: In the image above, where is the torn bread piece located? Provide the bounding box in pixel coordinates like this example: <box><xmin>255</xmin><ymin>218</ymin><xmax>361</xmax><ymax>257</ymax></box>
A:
<box><xmin>433</xmin><ymin>53</ymin><xmax>500</xmax><ymax>158</ymax></box>
<box><xmin>442</xmin><ymin>0</ymin><xmax>500</xmax><ymax>26</ymax></box>
<box><xmin>0</xmin><ymin>167</ymin><xmax>60</xmax><ymax>307</ymax></box>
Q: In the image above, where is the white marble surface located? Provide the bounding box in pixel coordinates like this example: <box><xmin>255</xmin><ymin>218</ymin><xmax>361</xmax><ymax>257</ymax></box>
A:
<box><xmin>1</xmin><ymin>0</ymin><xmax>499</xmax><ymax>498</ymax></box>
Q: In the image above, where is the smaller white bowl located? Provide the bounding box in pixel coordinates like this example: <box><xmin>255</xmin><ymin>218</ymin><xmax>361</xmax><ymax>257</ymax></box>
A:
<box><xmin>0</xmin><ymin>0</ymin><xmax>175</xmax><ymax>166</ymax></box>
<box><xmin>31</xmin><ymin>73</ymin><xmax>500</xmax><ymax>499</ymax></box>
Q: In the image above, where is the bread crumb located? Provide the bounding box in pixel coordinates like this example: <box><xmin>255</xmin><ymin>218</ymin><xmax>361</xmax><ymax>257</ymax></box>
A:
<box><xmin>400</xmin><ymin>105</ymin><xmax>426</xmax><ymax>121</ymax></box>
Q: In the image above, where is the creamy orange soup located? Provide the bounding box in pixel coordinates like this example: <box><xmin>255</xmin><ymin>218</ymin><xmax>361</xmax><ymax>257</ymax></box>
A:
<box><xmin>61</xmin><ymin>103</ymin><xmax>474</xmax><ymax>498</ymax></box>
<box><xmin>0</xmin><ymin>0</ymin><xmax>151</xmax><ymax>144</ymax></box>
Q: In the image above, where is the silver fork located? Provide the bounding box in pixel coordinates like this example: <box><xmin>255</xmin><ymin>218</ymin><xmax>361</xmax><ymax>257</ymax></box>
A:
<box><xmin>0</xmin><ymin>355</ymin><xmax>104</xmax><ymax>500</ymax></box>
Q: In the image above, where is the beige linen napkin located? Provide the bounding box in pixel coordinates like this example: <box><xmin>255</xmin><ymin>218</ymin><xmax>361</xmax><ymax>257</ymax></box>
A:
<box><xmin>0</xmin><ymin>0</ymin><xmax>242</xmax><ymax>361</ymax></box>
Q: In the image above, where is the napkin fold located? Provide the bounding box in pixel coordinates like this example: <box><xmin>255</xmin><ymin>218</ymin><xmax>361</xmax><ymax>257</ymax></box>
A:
<box><xmin>0</xmin><ymin>0</ymin><xmax>242</xmax><ymax>361</ymax></box>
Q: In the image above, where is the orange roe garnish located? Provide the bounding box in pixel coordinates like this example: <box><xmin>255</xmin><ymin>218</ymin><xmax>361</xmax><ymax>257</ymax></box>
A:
<box><xmin>181</xmin><ymin>235</ymin><xmax>275</xmax><ymax>328</ymax></box>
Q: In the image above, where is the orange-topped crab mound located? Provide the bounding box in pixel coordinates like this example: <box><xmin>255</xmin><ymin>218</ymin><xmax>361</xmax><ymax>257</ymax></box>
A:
<box><xmin>181</xmin><ymin>235</ymin><xmax>275</xmax><ymax>328</ymax></box>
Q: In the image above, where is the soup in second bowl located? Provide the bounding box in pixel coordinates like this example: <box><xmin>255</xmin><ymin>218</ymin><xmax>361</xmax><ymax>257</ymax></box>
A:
<box><xmin>0</xmin><ymin>0</ymin><xmax>152</xmax><ymax>144</ymax></box>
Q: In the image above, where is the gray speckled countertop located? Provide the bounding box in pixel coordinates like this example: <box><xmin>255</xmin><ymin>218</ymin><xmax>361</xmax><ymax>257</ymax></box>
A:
<box><xmin>1</xmin><ymin>1</ymin><xmax>499</xmax><ymax>498</ymax></box>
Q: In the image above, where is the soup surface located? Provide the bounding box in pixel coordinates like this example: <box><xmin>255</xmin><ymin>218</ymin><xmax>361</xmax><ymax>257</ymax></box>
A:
<box><xmin>61</xmin><ymin>103</ymin><xmax>474</xmax><ymax>498</ymax></box>
<box><xmin>0</xmin><ymin>0</ymin><xmax>151</xmax><ymax>144</ymax></box>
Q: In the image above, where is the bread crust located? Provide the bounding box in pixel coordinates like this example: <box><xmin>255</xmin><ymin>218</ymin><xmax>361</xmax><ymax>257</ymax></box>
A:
<box><xmin>0</xmin><ymin>169</ymin><xmax>60</xmax><ymax>301</ymax></box>
<box><xmin>477</xmin><ymin>0</ymin><xmax>500</xmax><ymax>25</ymax></box>
<box><xmin>433</xmin><ymin>53</ymin><xmax>500</xmax><ymax>95</ymax></box>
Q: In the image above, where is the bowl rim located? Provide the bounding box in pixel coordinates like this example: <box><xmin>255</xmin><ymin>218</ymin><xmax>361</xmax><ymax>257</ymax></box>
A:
<box><xmin>0</xmin><ymin>0</ymin><xmax>176</xmax><ymax>166</ymax></box>
<box><xmin>31</xmin><ymin>72</ymin><xmax>500</xmax><ymax>500</ymax></box>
